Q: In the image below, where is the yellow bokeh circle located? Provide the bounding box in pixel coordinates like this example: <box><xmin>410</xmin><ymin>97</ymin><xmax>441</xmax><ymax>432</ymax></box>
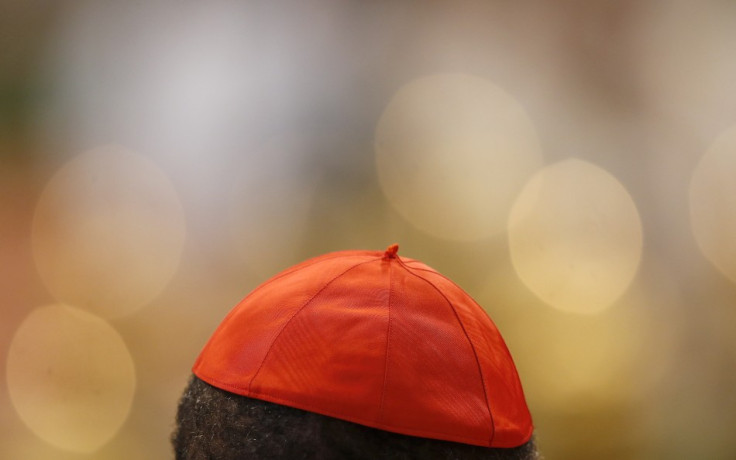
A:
<box><xmin>690</xmin><ymin>125</ymin><xmax>736</xmax><ymax>284</ymax></box>
<box><xmin>508</xmin><ymin>159</ymin><xmax>643</xmax><ymax>314</ymax></box>
<box><xmin>6</xmin><ymin>304</ymin><xmax>136</xmax><ymax>453</ymax></box>
<box><xmin>32</xmin><ymin>145</ymin><xmax>186</xmax><ymax>318</ymax></box>
<box><xmin>375</xmin><ymin>73</ymin><xmax>543</xmax><ymax>241</ymax></box>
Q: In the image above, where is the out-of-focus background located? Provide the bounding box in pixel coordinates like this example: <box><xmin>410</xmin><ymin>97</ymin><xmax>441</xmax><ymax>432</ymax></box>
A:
<box><xmin>2</xmin><ymin>1</ymin><xmax>736</xmax><ymax>459</ymax></box>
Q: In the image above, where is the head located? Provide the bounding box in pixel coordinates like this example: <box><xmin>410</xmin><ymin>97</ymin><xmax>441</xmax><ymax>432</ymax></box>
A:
<box><xmin>172</xmin><ymin>375</ymin><xmax>539</xmax><ymax>459</ymax></box>
<box><xmin>174</xmin><ymin>245</ymin><xmax>538</xmax><ymax>459</ymax></box>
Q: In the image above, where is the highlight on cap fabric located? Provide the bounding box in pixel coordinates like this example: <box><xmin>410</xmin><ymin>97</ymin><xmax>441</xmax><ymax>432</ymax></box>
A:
<box><xmin>193</xmin><ymin>244</ymin><xmax>533</xmax><ymax>448</ymax></box>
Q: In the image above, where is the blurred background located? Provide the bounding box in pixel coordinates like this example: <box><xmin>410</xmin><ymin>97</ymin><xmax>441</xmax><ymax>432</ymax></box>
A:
<box><xmin>2</xmin><ymin>1</ymin><xmax>736</xmax><ymax>458</ymax></box>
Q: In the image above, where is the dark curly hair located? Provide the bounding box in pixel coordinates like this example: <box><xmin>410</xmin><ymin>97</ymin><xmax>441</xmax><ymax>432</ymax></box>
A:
<box><xmin>172</xmin><ymin>375</ymin><xmax>540</xmax><ymax>459</ymax></box>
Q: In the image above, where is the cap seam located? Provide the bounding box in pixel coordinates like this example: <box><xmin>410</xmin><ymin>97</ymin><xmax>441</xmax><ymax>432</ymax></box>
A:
<box><xmin>394</xmin><ymin>258</ymin><xmax>496</xmax><ymax>446</ymax></box>
<box><xmin>193</xmin><ymin>252</ymin><xmax>372</xmax><ymax>371</ymax></box>
<box><xmin>400</xmin><ymin>262</ymin><xmax>440</xmax><ymax>275</ymax></box>
<box><xmin>407</xmin><ymin>265</ymin><xmax>530</xmax><ymax>403</ymax></box>
<box><xmin>247</xmin><ymin>256</ymin><xmax>382</xmax><ymax>393</ymax></box>
<box><xmin>377</xmin><ymin>257</ymin><xmax>394</xmax><ymax>421</ymax></box>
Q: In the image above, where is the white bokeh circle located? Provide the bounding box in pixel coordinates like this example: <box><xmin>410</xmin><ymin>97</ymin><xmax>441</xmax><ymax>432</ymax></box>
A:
<box><xmin>32</xmin><ymin>145</ymin><xmax>186</xmax><ymax>318</ymax></box>
<box><xmin>690</xmin><ymin>125</ymin><xmax>736</xmax><ymax>284</ymax></box>
<box><xmin>6</xmin><ymin>304</ymin><xmax>136</xmax><ymax>453</ymax></box>
<box><xmin>375</xmin><ymin>73</ymin><xmax>543</xmax><ymax>241</ymax></box>
<box><xmin>509</xmin><ymin>159</ymin><xmax>643</xmax><ymax>314</ymax></box>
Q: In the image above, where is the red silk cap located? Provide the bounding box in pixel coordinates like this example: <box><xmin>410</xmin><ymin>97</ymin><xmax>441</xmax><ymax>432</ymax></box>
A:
<box><xmin>193</xmin><ymin>244</ymin><xmax>533</xmax><ymax>448</ymax></box>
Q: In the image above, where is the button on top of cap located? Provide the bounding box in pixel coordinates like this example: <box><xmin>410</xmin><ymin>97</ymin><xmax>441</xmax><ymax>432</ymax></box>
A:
<box><xmin>384</xmin><ymin>243</ymin><xmax>399</xmax><ymax>259</ymax></box>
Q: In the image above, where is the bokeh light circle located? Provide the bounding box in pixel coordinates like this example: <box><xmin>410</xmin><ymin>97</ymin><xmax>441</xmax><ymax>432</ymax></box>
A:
<box><xmin>690</xmin><ymin>125</ymin><xmax>736</xmax><ymax>284</ymax></box>
<box><xmin>32</xmin><ymin>145</ymin><xmax>186</xmax><ymax>318</ymax></box>
<box><xmin>375</xmin><ymin>73</ymin><xmax>543</xmax><ymax>241</ymax></box>
<box><xmin>508</xmin><ymin>159</ymin><xmax>643</xmax><ymax>314</ymax></box>
<box><xmin>6</xmin><ymin>304</ymin><xmax>136</xmax><ymax>453</ymax></box>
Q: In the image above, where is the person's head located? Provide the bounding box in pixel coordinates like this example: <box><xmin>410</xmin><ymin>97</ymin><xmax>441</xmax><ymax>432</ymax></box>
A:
<box><xmin>172</xmin><ymin>375</ymin><xmax>538</xmax><ymax>459</ymax></box>
<box><xmin>173</xmin><ymin>245</ymin><xmax>538</xmax><ymax>459</ymax></box>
